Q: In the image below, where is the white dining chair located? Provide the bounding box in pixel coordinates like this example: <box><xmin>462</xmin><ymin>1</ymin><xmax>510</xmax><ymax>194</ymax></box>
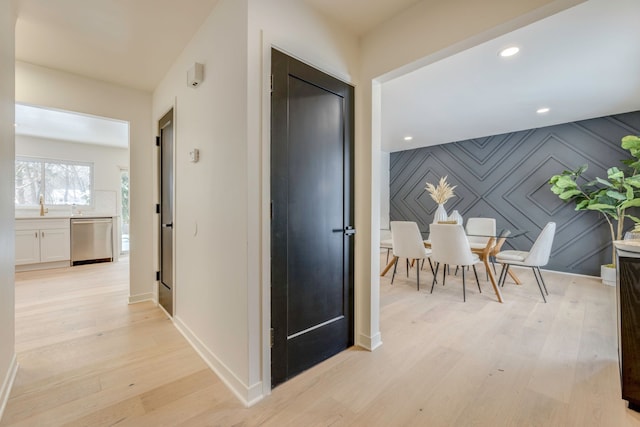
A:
<box><xmin>380</xmin><ymin>238</ymin><xmax>393</xmax><ymax>264</ymax></box>
<box><xmin>429</xmin><ymin>223</ymin><xmax>482</xmax><ymax>302</ymax></box>
<box><xmin>456</xmin><ymin>217</ymin><xmax>496</xmax><ymax>280</ymax></box>
<box><xmin>466</xmin><ymin>217</ymin><xmax>496</xmax><ymax>251</ymax></box>
<box><xmin>495</xmin><ymin>222</ymin><xmax>556</xmax><ymax>302</ymax></box>
<box><xmin>390</xmin><ymin>221</ymin><xmax>433</xmax><ymax>290</ymax></box>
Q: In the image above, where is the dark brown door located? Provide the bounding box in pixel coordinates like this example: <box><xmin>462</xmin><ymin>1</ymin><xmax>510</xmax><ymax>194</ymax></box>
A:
<box><xmin>271</xmin><ymin>49</ymin><xmax>354</xmax><ymax>387</ymax></box>
<box><xmin>158</xmin><ymin>109</ymin><xmax>174</xmax><ymax>316</ymax></box>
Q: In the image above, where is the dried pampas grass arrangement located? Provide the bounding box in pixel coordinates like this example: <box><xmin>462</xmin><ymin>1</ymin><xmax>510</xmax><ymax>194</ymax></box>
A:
<box><xmin>425</xmin><ymin>176</ymin><xmax>456</xmax><ymax>204</ymax></box>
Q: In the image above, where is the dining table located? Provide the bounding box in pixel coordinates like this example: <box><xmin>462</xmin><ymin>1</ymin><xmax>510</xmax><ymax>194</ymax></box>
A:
<box><xmin>380</xmin><ymin>228</ymin><xmax>528</xmax><ymax>303</ymax></box>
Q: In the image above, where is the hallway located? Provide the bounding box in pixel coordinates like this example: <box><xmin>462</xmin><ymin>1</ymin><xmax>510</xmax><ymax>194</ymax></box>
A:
<box><xmin>2</xmin><ymin>258</ymin><xmax>234</xmax><ymax>426</ymax></box>
<box><xmin>3</xmin><ymin>257</ymin><xmax>640</xmax><ymax>426</ymax></box>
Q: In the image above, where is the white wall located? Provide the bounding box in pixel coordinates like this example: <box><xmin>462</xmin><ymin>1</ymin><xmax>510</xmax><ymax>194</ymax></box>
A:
<box><xmin>152</xmin><ymin>0</ymin><xmax>359</xmax><ymax>405</ymax></box>
<box><xmin>0</xmin><ymin>1</ymin><xmax>17</xmax><ymax>419</ymax></box>
<box><xmin>15</xmin><ymin>62</ymin><xmax>152</xmax><ymax>302</ymax></box>
<box><xmin>153</xmin><ymin>0</ymin><xmax>252</xmax><ymax>403</ymax></box>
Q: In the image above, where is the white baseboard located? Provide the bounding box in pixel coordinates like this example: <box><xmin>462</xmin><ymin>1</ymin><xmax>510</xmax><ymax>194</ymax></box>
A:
<box><xmin>128</xmin><ymin>292</ymin><xmax>154</xmax><ymax>304</ymax></box>
<box><xmin>357</xmin><ymin>332</ymin><xmax>382</xmax><ymax>351</ymax></box>
<box><xmin>0</xmin><ymin>354</ymin><xmax>18</xmax><ymax>421</ymax></box>
<box><xmin>172</xmin><ymin>316</ymin><xmax>264</xmax><ymax>407</ymax></box>
<box><xmin>157</xmin><ymin>302</ymin><xmax>171</xmax><ymax>319</ymax></box>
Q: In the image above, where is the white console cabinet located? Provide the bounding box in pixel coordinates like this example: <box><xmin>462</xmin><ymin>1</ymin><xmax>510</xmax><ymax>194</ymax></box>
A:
<box><xmin>15</xmin><ymin>218</ymin><xmax>70</xmax><ymax>270</ymax></box>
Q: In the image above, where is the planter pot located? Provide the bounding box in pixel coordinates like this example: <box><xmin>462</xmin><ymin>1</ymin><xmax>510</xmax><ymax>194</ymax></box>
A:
<box><xmin>601</xmin><ymin>265</ymin><xmax>616</xmax><ymax>286</ymax></box>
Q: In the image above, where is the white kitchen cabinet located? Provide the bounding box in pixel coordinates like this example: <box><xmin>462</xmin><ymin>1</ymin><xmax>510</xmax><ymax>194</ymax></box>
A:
<box><xmin>15</xmin><ymin>229</ymin><xmax>41</xmax><ymax>265</ymax></box>
<box><xmin>15</xmin><ymin>218</ymin><xmax>70</xmax><ymax>270</ymax></box>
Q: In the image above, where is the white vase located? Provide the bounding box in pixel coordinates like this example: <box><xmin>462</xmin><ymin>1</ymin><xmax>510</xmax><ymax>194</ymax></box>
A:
<box><xmin>601</xmin><ymin>264</ymin><xmax>616</xmax><ymax>286</ymax></box>
<box><xmin>448</xmin><ymin>210</ymin><xmax>463</xmax><ymax>225</ymax></box>
<box><xmin>433</xmin><ymin>204</ymin><xmax>448</xmax><ymax>224</ymax></box>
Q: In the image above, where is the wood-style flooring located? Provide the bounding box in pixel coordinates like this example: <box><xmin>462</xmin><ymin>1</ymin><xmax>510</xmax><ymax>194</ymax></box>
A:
<box><xmin>2</xmin><ymin>255</ymin><xmax>640</xmax><ymax>426</ymax></box>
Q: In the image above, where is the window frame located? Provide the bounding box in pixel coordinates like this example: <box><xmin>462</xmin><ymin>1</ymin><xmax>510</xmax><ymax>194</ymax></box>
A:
<box><xmin>15</xmin><ymin>156</ymin><xmax>95</xmax><ymax>208</ymax></box>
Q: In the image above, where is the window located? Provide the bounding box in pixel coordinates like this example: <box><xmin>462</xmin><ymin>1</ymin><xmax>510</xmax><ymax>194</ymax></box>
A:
<box><xmin>120</xmin><ymin>168</ymin><xmax>129</xmax><ymax>254</ymax></box>
<box><xmin>15</xmin><ymin>157</ymin><xmax>93</xmax><ymax>207</ymax></box>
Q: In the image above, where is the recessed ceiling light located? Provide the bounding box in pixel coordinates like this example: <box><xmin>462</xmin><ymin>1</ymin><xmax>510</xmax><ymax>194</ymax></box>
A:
<box><xmin>499</xmin><ymin>46</ymin><xmax>520</xmax><ymax>57</ymax></box>
<box><xmin>404</xmin><ymin>136</ymin><xmax>413</xmax><ymax>141</ymax></box>
<box><xmin>537</xmin><ymin>107</ymin><xmax>550</xmax><ymax>114</ymax></box>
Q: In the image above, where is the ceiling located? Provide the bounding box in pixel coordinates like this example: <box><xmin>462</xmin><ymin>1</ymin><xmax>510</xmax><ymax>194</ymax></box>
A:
<box><xmin>15</xmin><ymin>104</ymin><xmax>129</xmax><ymax>148</ymax></box>
<box><xmin>13</xmin><ymin>0</ymin><xmax>640</xmax><ymax>152</ymax></box>
<box><xmin>15</xmin><ymin>0</ymin><xmax>219</xmax><ymax>92</ymax></box>
<box><xmin>304</xmin><ymin>0</ymin><xmax>422</xmax><ymax>36</ymax></box>
<box><xmin>381</xmin><ymin>0</ymin><xmax>640</xmax><ymax>152</ymax></box>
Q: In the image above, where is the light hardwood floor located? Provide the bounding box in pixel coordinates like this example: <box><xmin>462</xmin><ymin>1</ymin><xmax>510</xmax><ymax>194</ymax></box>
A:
<box><xmin>3</xmin><ymin>256</ymin><xmax>640</xmax><ymax>426</ymax></box>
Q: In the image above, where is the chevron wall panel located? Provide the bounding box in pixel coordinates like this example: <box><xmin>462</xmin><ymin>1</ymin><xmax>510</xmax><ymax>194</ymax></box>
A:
<box><xmin>390</xmin><ymin>111</ymin><xmax>640</xmax><ymax>276</ymax></box>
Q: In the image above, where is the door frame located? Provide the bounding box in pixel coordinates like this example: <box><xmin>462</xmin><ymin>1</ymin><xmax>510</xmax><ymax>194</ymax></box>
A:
<box><xmin>156</xmin><ymin>106</ymin><xmax>176</xmax><ymax>316</ymax></box>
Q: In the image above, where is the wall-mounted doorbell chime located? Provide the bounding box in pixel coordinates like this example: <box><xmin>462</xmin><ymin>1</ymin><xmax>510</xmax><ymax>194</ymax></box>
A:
<box><xmin>187</xmin><ymin>63</ymin><xmax>204</xmax><ymax>88</ymax></box>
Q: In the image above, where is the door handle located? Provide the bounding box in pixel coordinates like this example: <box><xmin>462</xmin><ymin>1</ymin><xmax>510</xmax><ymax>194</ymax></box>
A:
<box><xmin>162</xmin><ymin>223</ymin><xmax>173</xmax><ymax>228</ymax></box>
<box><xmin>332</xmin><ymin>226</ymin><xmax>356</xmax><ymax>236</ymax></box>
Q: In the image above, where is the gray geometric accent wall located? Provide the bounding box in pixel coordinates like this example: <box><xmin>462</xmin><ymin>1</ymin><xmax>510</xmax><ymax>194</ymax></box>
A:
<box><xmin>390</xmin><ymin>111</ymin><xmax>640</xmax><ymax>276</ymax></box>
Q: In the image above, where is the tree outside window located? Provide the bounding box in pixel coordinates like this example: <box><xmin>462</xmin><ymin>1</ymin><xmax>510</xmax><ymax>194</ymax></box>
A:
<box><xmin>15</xmin><ymin>157</ymin><xmax>93</xmax><ymax>207</ymax></box>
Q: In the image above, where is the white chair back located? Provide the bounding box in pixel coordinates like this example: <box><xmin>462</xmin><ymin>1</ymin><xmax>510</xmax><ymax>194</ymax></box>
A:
<box><xmin>390</xmin><ymin>221</ymin><xmax>427</xmax><ymax>259</ymax></box>
<box><xmin>466</xmin><ymin>217</ymin><xmax>496</xmax><ymax>246</ymax></box>
<box><xmin>429</xmin><ymin>223</ymin><xmax>476</xmax><ymax>266</ymax></box>
<box><xmin>524</xmin><ymin>222</ymin><xmax>556</xmax><ymax>266</ymax></box>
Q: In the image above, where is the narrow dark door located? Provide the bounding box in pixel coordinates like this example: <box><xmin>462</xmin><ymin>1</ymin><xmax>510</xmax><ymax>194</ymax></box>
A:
<box><xmin>271</xmin><ymin>49</ymin><xmax>355</xmax><ymax>387</ymax></box>
<box><xmin>158</xmin><ymin>109</ymin><xmax>174</xmax><ymax>316</ymax></box>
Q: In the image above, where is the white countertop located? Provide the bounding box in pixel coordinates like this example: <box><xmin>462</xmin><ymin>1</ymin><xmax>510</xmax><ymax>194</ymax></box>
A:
<box><xmin>614</xmin><ymin>240</ymin><xmax>640</xmax><ymax>254</ymax></box>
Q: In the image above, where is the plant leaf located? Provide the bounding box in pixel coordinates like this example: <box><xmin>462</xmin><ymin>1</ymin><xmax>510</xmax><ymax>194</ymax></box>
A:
<box><xmin>605</xmin><ymin>190</ymin><xmax>626</xmax><ymax>201</ymax></box>
<box><xmin>622</xmin><ymin>135</ymin><xmax>640</xmax><ymax>153</ymax></box>
<box><xmin>608</xmin><ymin>167</ymin><xmax>624</xmax><ymax>180</ymax></box>
<box><xmin>595</xmin><ymin>177</ymin><xmax>614</xmax><ymax>188</ymax></box>
<box><xmin>626</xmin><ymin>214</ymin><xmax>640</xmax><ymax>223</ymax></box>
<box><xmin>621</xmin><ymin>198</ymin><xmax>640</xmax><ymax>209</ymax></box>
<box><xmin>575</xmin><ymin>200</ymin><xmax>589</xmax><ymax>210</ymax></box>
<box><xmin>558</xmin><ymin>189</ymin><xmax>583</xmax><ymax>200</ymax></box>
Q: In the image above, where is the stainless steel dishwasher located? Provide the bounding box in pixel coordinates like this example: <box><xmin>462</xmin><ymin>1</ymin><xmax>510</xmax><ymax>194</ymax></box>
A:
<box><xmin>71</xmin><ymin>217</ymin><xmax>113</xmax><ymax>265</ymax></box>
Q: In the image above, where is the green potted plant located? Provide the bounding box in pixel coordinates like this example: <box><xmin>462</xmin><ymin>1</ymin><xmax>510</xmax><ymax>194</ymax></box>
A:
<box><xmin>549</xmin><ymin>135</ymin><xmax>640</xmax><ymax>285</ymax></box>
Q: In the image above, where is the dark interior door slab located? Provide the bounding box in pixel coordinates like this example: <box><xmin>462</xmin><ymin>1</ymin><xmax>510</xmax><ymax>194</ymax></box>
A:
<box><xmin>271</xmin><ymin>49</ymin><xmax>354</xmax><ymax>387</ymax></box>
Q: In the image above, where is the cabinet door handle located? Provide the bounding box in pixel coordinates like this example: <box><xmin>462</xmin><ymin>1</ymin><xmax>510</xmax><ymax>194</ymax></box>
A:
<box><xmin>35</xmin><ymin>232</ymin><xmax>38</xmax><ymax>238</ymax></box>
<box><xmin>41</xmin><ymin>231</ymin><xmax>44</xmax><ymax>238</ymax></box>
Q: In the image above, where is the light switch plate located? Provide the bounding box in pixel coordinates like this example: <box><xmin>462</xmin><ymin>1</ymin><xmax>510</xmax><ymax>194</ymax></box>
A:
<box><xmin>189</xmin><ymin>148</ymin><xmax>199</xmax><ymax>162</ymax></box>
